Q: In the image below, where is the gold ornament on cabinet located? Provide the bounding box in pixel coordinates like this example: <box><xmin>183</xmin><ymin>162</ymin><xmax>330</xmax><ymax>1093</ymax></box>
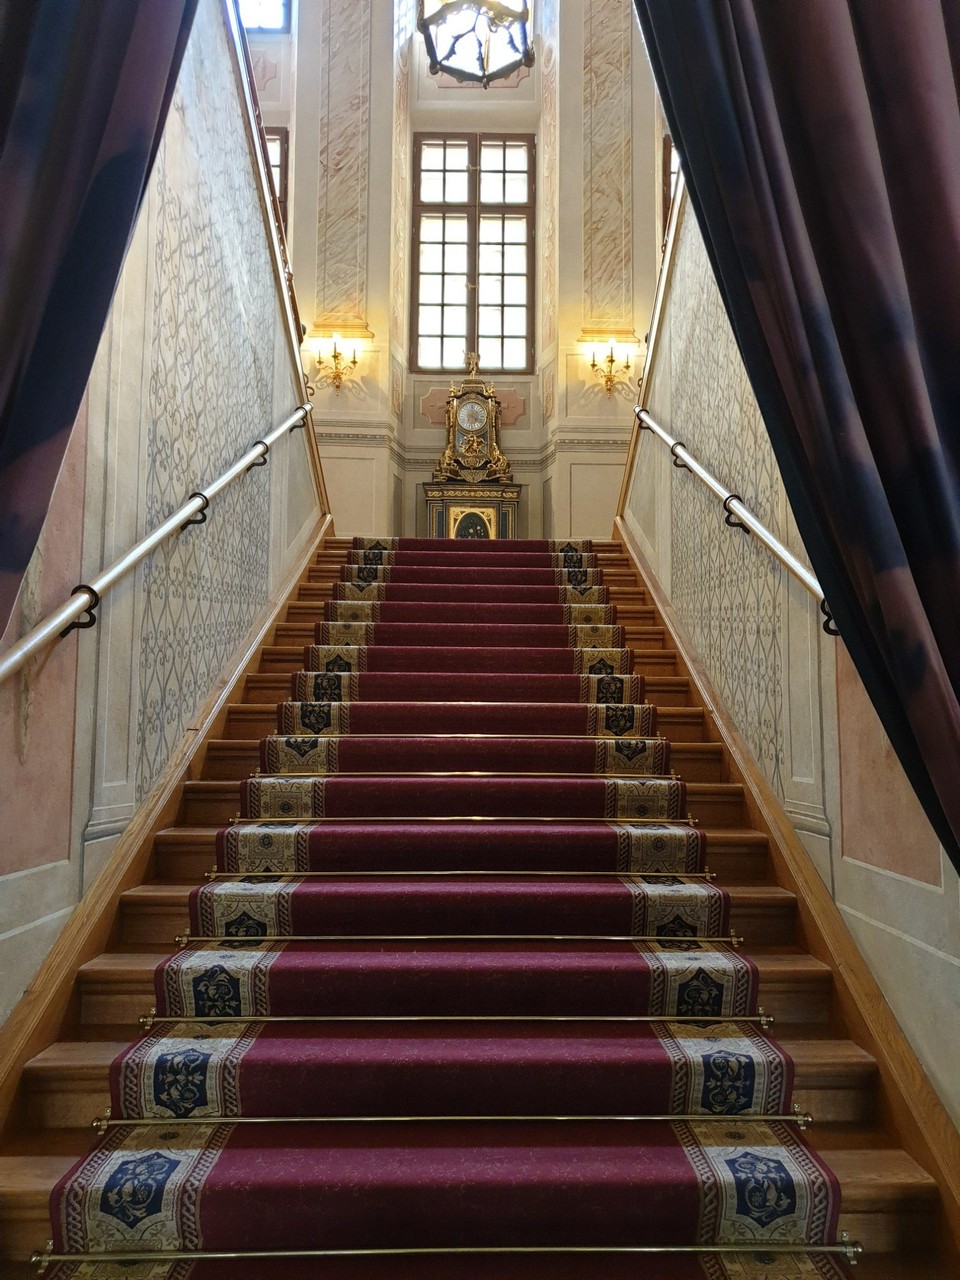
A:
<box><xmin>432</xmin><ymin>353</ymin><xmax>513</xmax><ymax>484</ymax></box>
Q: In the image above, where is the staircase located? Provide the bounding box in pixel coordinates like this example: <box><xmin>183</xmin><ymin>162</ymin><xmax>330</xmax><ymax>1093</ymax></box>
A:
<box><xmin>0</xmin><ymin>534</ymin><xmax>948</xmax><ymax>1278</ymax></box>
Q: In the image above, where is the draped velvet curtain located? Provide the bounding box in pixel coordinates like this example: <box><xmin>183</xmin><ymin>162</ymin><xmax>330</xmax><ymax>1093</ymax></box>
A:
<box><xmin>0</xmin><ymin>0</ymin><xmax>199</xmax><ymax>632</ymax></box>
<box><xmin>632</xmin><ymin>0</ymin><xmax>960</xmax><ymax>875</ymax></box>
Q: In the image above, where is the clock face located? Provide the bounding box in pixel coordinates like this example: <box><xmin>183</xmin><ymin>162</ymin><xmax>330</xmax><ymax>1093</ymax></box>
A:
<box><xmin>456</xmin><ymin>399</ymin><xmax>488</xmax><ymax>431</ymax></box>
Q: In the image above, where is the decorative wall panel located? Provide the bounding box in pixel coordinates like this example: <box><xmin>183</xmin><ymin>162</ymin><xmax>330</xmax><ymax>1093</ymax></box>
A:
<box><xmin>390</xmin><ymin>33</ymin><xmax>410</xmax><ymax>353</ymax></box>
<box><xmin>582</xmin><ymin>0</ymin><xmax>633</xmax><ymax>335</ymax></box>
<box><xmin>314</xmin><ymin>0</ymin><xmax>373</xmax><ymax>331</ymax></box>
<box><xmin>539</xmin><ymin>0</ymin><xmax>559</xmax><ymax>353</ymax></box>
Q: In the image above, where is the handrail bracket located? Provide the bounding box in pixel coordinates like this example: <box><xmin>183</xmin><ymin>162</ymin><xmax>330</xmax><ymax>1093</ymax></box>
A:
<box><xmin>59</xmin><ymin>586</ymin><xmax>101</xmax><ymax>638</ymax></box>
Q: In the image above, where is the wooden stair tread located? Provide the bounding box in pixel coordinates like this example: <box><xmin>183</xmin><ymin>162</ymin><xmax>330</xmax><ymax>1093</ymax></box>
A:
<box><xmin>115</xmin><ymin>881</ymin><xmax>795</xmax><ymax>948</ymax></box>
<box><xmin>176</xmin><ymin>778</ymin><xmax>749</xmax><ymax>830</ymax></box>
<box><xmin>200</xmin><ymin>738</ymin><xmax>726</xmax><ymax>783</ymax></box>
<box><xmin>0</xmin><ymin>1136</ymin><xmax>937</xmax><ymax>1205</ymax></box>
<box><xmin>151</xmin><ymin>824</ymin><xmax>774</xmax><ymax>885</ymax></box>
<box><xmin>223</xmin><ymin>703</ymin><xmax>708</xmax><ymax>742</ymax></box>
<box><xmin>21</xmin><ymin>1033</ymin><xmax>872</xmax><ymax>1080</ymax></box>
<box><xmin>239</xmin><ymin>672</ymin><xmax>695</xmax><ymax>705</ymax></box>
<box><xmin>177</xmin><ymin>778</ymin><xmax>745</xmax><ymax>795</ymax></box>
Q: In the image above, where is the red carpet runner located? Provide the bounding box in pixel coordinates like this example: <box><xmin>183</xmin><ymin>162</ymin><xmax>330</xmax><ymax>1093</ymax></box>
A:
<box><xmin>45</xmin><ymin>537</ymin><xmax>849</xmax><ymax>1279</ymax></box>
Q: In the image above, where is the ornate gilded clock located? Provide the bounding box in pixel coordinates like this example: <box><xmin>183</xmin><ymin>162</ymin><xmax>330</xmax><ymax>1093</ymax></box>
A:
<box><xmin>432</xmin><ymin>353</ymin><xmax>513</xmax><ymax>484</ymax></box>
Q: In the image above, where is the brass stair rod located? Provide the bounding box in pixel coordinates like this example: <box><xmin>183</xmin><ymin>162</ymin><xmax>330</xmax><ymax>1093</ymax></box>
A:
<box><xmin>93</xmin><ymin>1108</ymin><xmax>813</xmax><ymax>1131</ymax></box>
<box><xmin>140</xmin><ymin>1009</ymin><xmax>774</xmax><ymax>1029</ymax></box>
<box><xmin>227</xmin><ymin>815</ymin><xmax>698</xmax><ymax>824</ymax></box>
<box><xmin>206</xmin><ymin>870</ymin><xmax>716</xmax><ymax>879</ymax></box>
<box><xmin>175</xmin><ymin>932</ymin><xmax>742</xmax><ymax>946</ymax></box>
<box><xmin>33</xmin><ymin>1239</ymin><xmax>863</xmax><ymax>1267</ymax></box>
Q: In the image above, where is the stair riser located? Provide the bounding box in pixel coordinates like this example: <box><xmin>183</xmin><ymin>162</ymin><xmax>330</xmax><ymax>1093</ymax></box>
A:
<box><xmin>256</xmin><ymin>649</ymin><xmax>680</xmax><ymax>676</ymax></box>
<box><xmin>22</xmin><ymin>1069</ymin><xmax>872</xmax><ymax>1131</ymax></box>
<box><xmin>76</xmin><ymin>971</ymin><xmax>831</xmax><ymax>1026</ymax></box>
<box><xmin>308</xmin><ymin>567</ymin><xmax>643</xmax><ymax>583</ymax></box>
<box><xmin>153</xmin><ymin>840</ymin><xmax>770</xmax><ymax>885</ymax></box>
<box><xmin>284</xmin><ymin>604</ymin><xmax>660</xmax><ymax>625</ymax></box>
<box><xmin>240</xmin><ymin>675</ymin><xmax>695</xmax><ymax>708</ymax></box>
<box><xmin>0</xmin><ymin>1181</ymin><xmax>932</xmax><ymax>1263</ymax></box>
<box><xmin>224</xmin><ymin>707</ymin><xmax>705</xmax><ymax>741</ymax></box>
<box><xmin>118</xmin><ymin>901</ymin><xmax>792</xmax><ymax>947</ymax></box>
<box><xmin>178</xmin><ymin>787</ymin><xmax>746</xmax><ymax>826</ymax></box>
<box><xmin>274</xmin><ymin>624</ymin><xmax>669</xmax><ymax>649</ymax></box>
<box><xmin>841</xmin><ymin>1207</ymin><xmax>938</xmax><ymax>1255</ymax></box>
<box><xmin>200</xmin><ymin>744</ymin><xmax>725</xmax><ymax>784</ymax></box>
<box><xmin>298</xmin><ymin>581</ymin><xmax>648</xmax><ymax>597</ymax></box>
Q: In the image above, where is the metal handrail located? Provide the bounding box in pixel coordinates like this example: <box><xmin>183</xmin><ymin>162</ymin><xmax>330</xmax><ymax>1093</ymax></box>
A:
<box><xmin>635</xmin><ymin>408</ymin><xmax>838</xmax><ymax>635</ymax></box>
<box><xmin>0</xmin><ymin>404</ymin><xmax>312</xmax><ymax>686</ymax></box>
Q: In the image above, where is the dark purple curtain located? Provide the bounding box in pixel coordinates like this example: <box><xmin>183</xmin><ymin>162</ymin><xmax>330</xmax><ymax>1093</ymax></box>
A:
<box><xmin>633</xmin><ymin>0</ymin><xmax>960</xmax><ymax>874</ymax></box>
<box><xmin>0</xmin><ymin>0</ymin><xmax>199</xmax><ymax>630</ymax></box>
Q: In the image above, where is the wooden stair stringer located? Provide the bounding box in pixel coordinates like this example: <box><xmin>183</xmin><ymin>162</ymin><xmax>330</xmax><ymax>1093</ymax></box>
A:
<box><xmin>615</xmin><ymin>514</ymin><xmax>960</xmax><ymax>1258</ymax></box>
<box><xmin>0</xmin><ymin>516</ymin><xmax>335</xmax><ymax>1141</ymax></box>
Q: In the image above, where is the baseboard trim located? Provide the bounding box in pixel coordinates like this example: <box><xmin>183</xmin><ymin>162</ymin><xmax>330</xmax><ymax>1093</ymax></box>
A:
<box><xmin>0</xmin><ymin>513</ymin><xmax>333</xmax><ymax>1135</ymax></box>
<box><xmin>615</xmin><ymin>514</ymin><xmax>960</xmax><ymax>1253</ymax></box>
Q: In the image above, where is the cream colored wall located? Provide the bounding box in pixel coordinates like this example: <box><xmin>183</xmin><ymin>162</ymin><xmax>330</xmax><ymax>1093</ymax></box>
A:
<box><xmin>0</xmin><ymin>0</ymin><xmax>324</xmax><ymax>1025</ymax></box>
<box><xmin>265</xmin><ymin>0</ymin><xmax>660</xmax><ymax>539</ymax></box>
<box><xmin>624</xmin><ymin>195</ymin><xmax>960</xmax><ymax>1122</ymax></box>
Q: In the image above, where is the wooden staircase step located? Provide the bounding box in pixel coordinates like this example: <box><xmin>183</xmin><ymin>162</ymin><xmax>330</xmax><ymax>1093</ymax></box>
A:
<box><xmin>239</xmin><ymin>672</ymin><xmax>695</xmax><ymax>708</ymax></box>
<box><xmin>314</xmin><ymin>553</ymin><xmax>637</xmax><ymax>571</ymax></box>
<box><xmin>152</xmin><ymin>824</ymin><xmax>772</xmax><ymax>884</ymax></box>
<box><xmin>283</xmin><ymin>601</ymin><xmax>661</xmax><ymax>624</ymax></box>
<box><xmin>0</xmin><ymin>1135</ymin><xmax>938</xmax><ymax>1261</ymax></box>
<box><xmin>176</xmin><ymin>779</ymin><xmax>747</xmax><ymax>827</ymax></box>
<box><xmin>198</xmin><ymin>739</ymin><xmax>727</xmax><ymax>783</ymax></box>
<box><xmin>292</xmin><ymin>580</ymin><xmax>652</xmax><ymax>604</ymax></box>
<box><xmin>115</xmin><ymin>881</ymin><xmax>795</xmax><ymax>947</ymax></box>
<box><xmin>272</xmin><ymin>622</ymin><xmax>670</xmax><ymax>648</ymax></box>
<box><xmin>310</xmin><ymin>543</ymin><xmax>629</xmax><ymax>555</ymax></box>
<box><xmin>73</xmin><ymin>949</ymin><xmax>833</xmax><ymax>1026</ymax></box>
<box><xmin>18</xmin><ymin>1033</ymin><xmax>874</xmax><ymax>1131</ymax></box>
<box><xmin>222</xmin><ymin>702</ymin><xmax>707</xmax><ymax>742</ymax></box>
<box><xmin>256</xmin><ymin>645</ymin><xmax>680</xmax><ymax>676</ymax></box>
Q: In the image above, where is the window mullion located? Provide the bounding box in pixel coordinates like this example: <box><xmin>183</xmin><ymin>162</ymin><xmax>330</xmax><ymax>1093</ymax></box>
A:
<box><xmin>467</xmin><ymin>206</ymin><xmax>479</xmax><ymax>360</ymax></box>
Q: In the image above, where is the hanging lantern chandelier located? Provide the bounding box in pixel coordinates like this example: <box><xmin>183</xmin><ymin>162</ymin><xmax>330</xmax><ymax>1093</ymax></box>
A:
<box><xmin>417</xmin><ymin>2</ymin><xmax>534</xmax><ymax>89</ymax></box>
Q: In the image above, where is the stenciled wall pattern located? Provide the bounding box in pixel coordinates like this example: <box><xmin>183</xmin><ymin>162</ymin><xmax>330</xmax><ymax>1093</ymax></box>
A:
<box><xmin>625</xmin><ymin>196</ymin><xmax>960</xmax><ymax>1122</ymax></box>
<box><xmin>0</xmin><ymin>0</ymin><xmax>323</xmax><ymax>1026</ymax></box>
<box><xmin>137</xmin><ymin>0</ymin><xmax>278</xmax><ymax>798</ymax></box>
<box><xmin>659</xmin><ymin>208</ymin><xmax>787</xmax><ymax>794</ymax></box>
